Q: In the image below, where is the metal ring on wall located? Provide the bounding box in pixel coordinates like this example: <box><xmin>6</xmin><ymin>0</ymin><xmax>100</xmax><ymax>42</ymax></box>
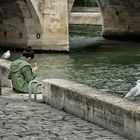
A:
<box><xmin>36</xmin><ymin>33</ymin><xmax>41</xmax><ymax>39</ymax></box>
<box><xmin>4</xmin><ymin>31</ymin><xmax>7</xmax><ymax>37</ymax></box>
<box><xmin>19</xmin><ymin>32</ymin><xmax>23</xmax><ymax>38</ymax></box>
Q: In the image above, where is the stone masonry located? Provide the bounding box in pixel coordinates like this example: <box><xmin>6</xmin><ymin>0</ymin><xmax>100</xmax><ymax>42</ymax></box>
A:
<box><xmin>97</xmin><ymin>0</ymin><xmax>140</xmax><ymax>40</ymax></box>
<box><xmin>0</xmin><ymin>87</ymin><xmax>129</xmax><ymax>140</ymax></box>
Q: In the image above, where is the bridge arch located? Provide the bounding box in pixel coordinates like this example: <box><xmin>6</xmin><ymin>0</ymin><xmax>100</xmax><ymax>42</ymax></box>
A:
<box><xmin>2</xmin><ymin>0</ymin><xmax>140</xmax><ymax>51</ymax></box>
<box><xmin>96</xmin><ymin>0</ymin><xmax>140</xmax><ymax>40</ymax></box>
<box><xmin>70</xmin><ymin>0</ymin><xmax>140</xmax><ymax>40</ymax></box>
<box><xmin>0</xmin><ymin>0</ymin><xmax>42</xmax><ymax>49</ymax></box>
<box><xmin>0</xmin><ymin>0</ymin><xmax>69</xmax><ymax>51</ymax></box>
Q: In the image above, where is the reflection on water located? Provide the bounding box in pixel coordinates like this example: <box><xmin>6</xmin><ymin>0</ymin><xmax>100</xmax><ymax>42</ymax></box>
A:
<box><xmin>1</xmin><ymin>39</ymin><xmax>140</xmax><ymax>96</ymax></box>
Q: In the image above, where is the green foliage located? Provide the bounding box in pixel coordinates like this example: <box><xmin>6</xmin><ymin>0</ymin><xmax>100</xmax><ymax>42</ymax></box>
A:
<box><xmin>74</xmin><ymin>0</ymin><xmax>98</xmax><ymax>7</ymax></box>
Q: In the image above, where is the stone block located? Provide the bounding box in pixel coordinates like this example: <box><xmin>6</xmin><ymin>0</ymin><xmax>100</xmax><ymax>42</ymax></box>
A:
<box><xmin>0</xmin><ymin>73</ymin><xmax>1</xmax><ymax>95</ymax></box>
<box><xmin>0</xmin><ymin>59</ymin><xmax>12</xmax><ymax>88</ymax></box>
<box><xmin>43</xmin><ymin>79</ymin><xmax>140</xmax><ymax>140</ymax></box>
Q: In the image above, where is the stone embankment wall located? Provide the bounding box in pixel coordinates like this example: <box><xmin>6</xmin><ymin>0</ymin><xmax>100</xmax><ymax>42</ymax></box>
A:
<box><xmin>0</xmin><ymin>59</ymin><xmax>12</xmax><ymax>88</ymax></box>
<box><xmin>43</xmin><ymin>79</ymin><xmax>140</xmax><ymax>140</ymax></box>
<box><xmin>0</xmin><ymin>74</ymin><xmax>1</xmax><ymax>95</ymax></box>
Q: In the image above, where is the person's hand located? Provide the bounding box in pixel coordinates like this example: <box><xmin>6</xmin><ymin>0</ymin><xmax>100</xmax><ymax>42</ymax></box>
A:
<box><xmin>32</xmin><ymin>63</ymin><xmax>38</xmax><ymax>71</ymax></box>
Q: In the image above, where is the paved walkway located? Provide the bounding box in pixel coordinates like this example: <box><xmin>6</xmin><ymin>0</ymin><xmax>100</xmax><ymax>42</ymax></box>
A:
<box><xmin>0</xmin><ymin>88</ymin><xmax>129</xmax><ymax>140</ymax></box>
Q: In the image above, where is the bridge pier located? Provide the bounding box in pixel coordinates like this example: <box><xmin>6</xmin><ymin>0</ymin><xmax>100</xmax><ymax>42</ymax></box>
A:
<box><xmin>2</xmin><ymin>0</ymin><xmax>140</xmax><ymax>50</ymax></box>
<box><xmin>0</xmin><ymin>74</ymin><xmax>1</xmax><ymax>95</ymax></box>
<box><xmin>97</xmin><ymin>0</ymin><xmax>140</xmax><ymax>40</ymax></box>
<box><xmin>41</xmin><ymin>0</ymin><xmax>69</xmax><ymax>51</ymax></box>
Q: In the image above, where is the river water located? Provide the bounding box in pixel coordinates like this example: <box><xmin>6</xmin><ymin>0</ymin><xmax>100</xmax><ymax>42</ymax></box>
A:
<box><xmin>1</xmin><ymin>35</ymin><xmax>140</xmax><ymax>97</ymax></box>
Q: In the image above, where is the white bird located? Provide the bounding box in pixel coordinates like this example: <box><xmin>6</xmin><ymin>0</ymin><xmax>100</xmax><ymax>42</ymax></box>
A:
<box><xmin>123</xmin><ymin>80</ymin><xmax>140</xmax><ymax>99</ymax></box>
<box><xmin>0</xmin><ymin>50</ymin><xmax>10</xmax><ymax>59</ymax></box>
<box><xmin>134</xmin><ymin>80</ymin><xmax>140</xmax><ymax>97</ymax></box>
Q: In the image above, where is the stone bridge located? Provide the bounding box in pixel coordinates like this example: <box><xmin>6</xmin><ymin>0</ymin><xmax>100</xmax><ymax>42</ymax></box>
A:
<box><xmin>0</xmin><ymin>0</ymin><xmax>69</xmax><ymax>51</ymax></box>
<box><xmin>0</xmin><ymin>0</ymin><xmax>140</xmax><ymax>51</ymax></box>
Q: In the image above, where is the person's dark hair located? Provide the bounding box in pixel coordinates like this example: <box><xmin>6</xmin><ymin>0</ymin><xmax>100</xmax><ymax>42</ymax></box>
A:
<box><xmin>22</xmin><ymin>46</ymin><xmax>34</xmax><ymax>59</ymax></box>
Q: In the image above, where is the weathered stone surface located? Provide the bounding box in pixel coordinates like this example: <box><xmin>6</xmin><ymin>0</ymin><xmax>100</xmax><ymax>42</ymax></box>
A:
<box><xmin>0</xmin><ymin>87</ymin><xmax>128</xmax><ymax>140</ymax></box>
<box><xmin>0</xmin><ymin>0</ymin><xmax>69</xmax><ymax>51</ymax></box>
<box><xmin>1</xmin><ymin>0</ymin><xmax>140</xmax><ymax>49</ymax></box>
<box><xmin>68</xmin><ymin>0</ymin><xmax>75</xmax><ymax>13</ymax></box>
<box><xmin>97</xmin><ymin>0</ymin><xmax>140</xmax><ymax>40</ymax></box>
<box><xmin>0</xmin><ymin>59</ymin><xmax>11</xmax><ymax>88</ymax></box>
<box><xmin>43</xmin><ymin>79</ymin><xmax>140</xmax><ymax>140</ymax></box>
<box><xmin>69</xmin><ymin>12</ymin><xmax>102</xmax><ymax>25</ymax></box>
<box><xmin>0</xmin><ymin>73</ymin><xmax>1</xmax><ymax>95</ymax></box>
<box><xmin>0</xmin><ymin>0</ymin><xmax>41</xmax><ymax>48</ymax></box>
<box><xmin>42</xmin><ymin>0</ymin><xmax>69</xmax><ymax>51</ymax></box>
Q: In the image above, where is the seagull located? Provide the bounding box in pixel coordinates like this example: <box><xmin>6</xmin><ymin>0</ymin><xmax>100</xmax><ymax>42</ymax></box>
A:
<box><xmin>0</xmin><ymin>50</ymin><xmax>10</xmax><ymax>59</ymax></box>
<box><xmin>133</xmin><ymin>80</ymin><xmax>140</xmax><ymax>97</ymax></box>
<box><xmin>123</xmin><ymin>80</ymin><xmax>140</xmax><ymax>99</ymax></box>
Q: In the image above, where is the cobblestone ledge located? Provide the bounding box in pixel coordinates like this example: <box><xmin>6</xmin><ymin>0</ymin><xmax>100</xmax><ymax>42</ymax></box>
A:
<box><xmin>43</xmin><ymin>79</ymin><xmax>140</xmax><ymax>140</ymax></box>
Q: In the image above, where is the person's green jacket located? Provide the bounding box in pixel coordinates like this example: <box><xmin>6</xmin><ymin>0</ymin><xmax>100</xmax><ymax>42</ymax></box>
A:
<box><xmin>9</xmin><ymin>57</ymin><xmax>36</xmax><ymax>93</ymax></box>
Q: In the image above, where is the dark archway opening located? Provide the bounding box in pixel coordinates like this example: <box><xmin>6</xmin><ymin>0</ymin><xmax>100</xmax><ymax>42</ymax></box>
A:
<box><xmin>69</xmin><ymin>0</ymin><xmax>103</xmax><ymax>51</ymax></box>
<box><xmin>73</xmin><ymin>0</ymin><xmax>98</xmax><ymax>7</ymax></box>
<box><xmin>70</xmin><ymin>0</ymin><xmax>101</xmax><ymax>37</ymax></box>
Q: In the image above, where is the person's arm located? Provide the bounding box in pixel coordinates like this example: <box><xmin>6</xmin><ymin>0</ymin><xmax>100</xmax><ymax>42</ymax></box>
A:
<box><xmin>22</xmin><ymin>65</ymin><xmax>36</xmax><ymax>83</ymax></box>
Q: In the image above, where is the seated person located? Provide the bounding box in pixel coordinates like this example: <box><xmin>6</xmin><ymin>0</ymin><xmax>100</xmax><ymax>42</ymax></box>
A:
<box><xmin>8</xmin><ymin>46</ymin><xmax>38</xmax><ymax>93</ymax></box>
